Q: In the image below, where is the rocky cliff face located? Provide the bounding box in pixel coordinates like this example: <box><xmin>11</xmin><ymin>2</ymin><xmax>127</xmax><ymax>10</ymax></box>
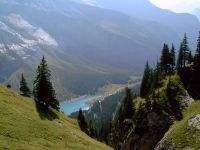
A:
<box><xmin>126</xmin><ymin>110</ymin><xmax>172</xmax><ymax>150</ymax></box>
<box><xmin>155</xmin><ymin>114</ymin><xmax>199</xmax><ymax>150</ymax></box>
<box><xmin>125</xmin><ymin>91</ymin><xmax>194</xmax><ymax>150</ymax></box>
<box><xmin>155</xmin><ymin>96</ymin><xmax>198</xmax><ymax>150</ymax></box>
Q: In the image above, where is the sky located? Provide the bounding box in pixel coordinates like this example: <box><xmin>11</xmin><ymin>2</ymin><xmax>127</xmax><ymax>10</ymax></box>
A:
<box><xmin>150</xmin><ymin>0</ymin><xmax>200</xmax><ymax>13</ymax></box>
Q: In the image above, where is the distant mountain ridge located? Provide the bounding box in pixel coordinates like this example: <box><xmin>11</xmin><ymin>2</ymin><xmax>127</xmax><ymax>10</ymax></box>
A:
<box><xmin>74</xmin><ymin>0</ymin><xmax>200</xmax><ymax>48</ymax></box>
<box><xmin>0</xmin><ymin>0</ymin><xmax>199</xmax><ymax>100</ymax></box>
<box><xmin>193</xmin><ymin>8</ymin><xmax>200</xmax><ymax>20</ymax></box>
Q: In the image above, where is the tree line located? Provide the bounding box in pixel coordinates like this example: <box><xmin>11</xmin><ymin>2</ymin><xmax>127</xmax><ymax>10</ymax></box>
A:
<box><xmin>77</xmin><ymin>108</ymin><xmax>98</xmax><ymax>138</ymax></box>
<box><xmin>140</xmin><ymin>32</ymin><xmax>200</xmax><ymax>98</ymax></box>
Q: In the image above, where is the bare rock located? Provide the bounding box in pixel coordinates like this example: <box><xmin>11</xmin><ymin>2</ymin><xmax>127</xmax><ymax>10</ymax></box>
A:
<box><xmin>180</xmin><ymin>93</ymin><xmax>194</xmax><ymax>107</ymax></box>
<box><xmin>188</xmin><ymin>114</ymin><xmax>200</xmax><ymax>130</ymax></box>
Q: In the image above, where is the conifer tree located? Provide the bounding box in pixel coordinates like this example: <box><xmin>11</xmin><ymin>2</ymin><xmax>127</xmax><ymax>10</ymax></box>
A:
<box><xmin>20</xmin><ymin>73</ymin><xmax>31</xmax><ymax>97</ymax></box>
<box><xmin>177</xmin><ymin>43</ymin><xmax>184</xmax><ymax>69</ymax></box>
<box><xmin>170</xmin><ymin>44</ymin><xmax>176</xmax><ymax>73</ymax></box>
<box><xmin>88</xmin><ymin>120</ymin><xmax>97</xmax><ymax>138</ymax></box>
<box><xmin>153</xmin><ymin>61</ymin><xmax>163</xmax><ymax>88</ymax></box>
<box><xmin>99</xmin><ymin>122</ymin><xmax>111</xmax><ymax>143</ymax></box>
<box><xmin>121</xmin><ymin>88</ymin><xmax>134</xmax><ymax>119</ymax></box>
<box><xmin>166</xmin><ymin>78</ymin><xmax>182</xmax><ymax>120</ymax></box>
<box><xmin>140</xmin><ymin>61</ymin><xmax>153</xmax><ymax>97</ymax></box>
<box><xmin>160</xmin><ymin>43</ymin><xmax>170</xmax><ymax>74</ymax></box>
<box><xmin>194</xmin><ymin>32</ymin><xmax>200</xmax><ymax>71</ymax></box>
<box><xmin>188</xmin><ymin>51</ymin><xmax>193</xmax><ymax>64</ymax></box>
<box><xmin>115</xmin><ymin>88</ymin><xmax>134</xmax><ymax>124</ymax></box>
<box><xmin>78</xmin><ymin>109</ymin><xmax>89</xmax><ymax>134</ymax></box>
<box><xmin>111</xmin><ymin>88</ymin><xmax>135</xmax><ymax>149</ymax></box>
<box><xmin>182</xmin><ymin>33</ymin><xmax>190</xmax><ymax>67</ymax></box>
<box><xmin>33</xmin><ymin>56</ymin><xmax>60</xmax><ymax>110</ymax></box>
<box><xmin>193</xmin><ymin>32</ymin><xmax>200</xmax><ymax>95</ymax></box>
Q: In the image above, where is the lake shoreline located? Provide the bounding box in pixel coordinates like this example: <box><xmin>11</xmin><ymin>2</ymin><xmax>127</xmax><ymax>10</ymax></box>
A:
<box><xmin>60</xmin><ymin>82</ymin><xmax>141</xmax><ymax>115</ymax></box>
<box><xmin>60</xmin><ymin>94</ymin><xmax>103</xmax><ymax>115</ymax></box>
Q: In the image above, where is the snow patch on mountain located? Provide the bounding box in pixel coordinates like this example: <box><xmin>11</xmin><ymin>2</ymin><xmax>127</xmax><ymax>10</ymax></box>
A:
<box><xmin>0</xmin><ymin>14</ymin><xmax>58</xmax><ymax>60</ymax></box>
<box><xmin>0</xmin><ymin>20</ymin><xmax>34</xmax><ymax>58</ymax></box>
<box><xmin>0</xmin><ymin>21</ymin><xmax>17</xmax><ymax>36</ymax></box>
<box><xmin>0</xmin><ymin>43</ymin><xmax>23</xmax><ymax>59</ymax></box>
<box><xmin>6</xmin><ymin>14</ymin><xmax>58</xmax><ymax>46</ymax></box>
<box><xmin>0</xmin><ymin>44</ymin><xmax>8</xmax><ymax>54</ymax></box>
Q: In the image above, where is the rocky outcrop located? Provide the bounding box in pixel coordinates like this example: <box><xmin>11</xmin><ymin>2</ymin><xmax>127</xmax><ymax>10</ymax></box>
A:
<box><xmin>155</xmin><ymin>95</ymin><xmax>196</xmax><ymax>150</ymax></box>
<box><xmin>154</xmin><ymin>129</ymin><xmax>172</xmax><ymax>150</ymax></box>
<box><xmin>188</xmin><ymin>114</ymin><xmax>200</xmax><ymax>130</ymax></box>
<box><xmin>156</xmin><ymin>144</ymin><xmax>195</xmax><ymax>150</ymax></box>
<box><xmin>180</xmin><ymin>93</ymin><xmax>194</xmax><ymax>107</ymax></box>
<box><xmin>126</xmin><ymin>93</ymin><xmax>194</xmax><ymax>150</ymax></box>
<box><xmin>125</xmin><ymin>110</ymin><xmax>172</xmax><ymax>150</ymax></box>
<box><xmin>158</xmin><ymin>146</ymin><xmax>195</xmax><ymax>150</ymax></box>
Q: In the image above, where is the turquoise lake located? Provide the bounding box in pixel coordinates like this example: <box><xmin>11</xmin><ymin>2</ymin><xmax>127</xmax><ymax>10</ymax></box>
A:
<box><xmin>60</xmin><ymin>94</ymin><xmax>101</xmax><ymax>115</ymax></box>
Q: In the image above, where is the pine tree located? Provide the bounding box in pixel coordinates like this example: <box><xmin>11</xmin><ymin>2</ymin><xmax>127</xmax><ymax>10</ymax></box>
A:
<box><xmin>153</xmin><ymin>61</ymin><xmax>163</xmax><ymax>88</ymax></box>
<box><xmin>166</xmin><ymin>78</ymin><xmax>182</xmax><ymax>120</ymax></box>
<box><xmin>140</xmin><ymin>61</ymin><xmax>153</xmax><ymax>97</ymax></box>
<box><xmin>121</xmin><ymin>88</ymin><xmax>134</xmax><ymax>119</ymax></box>
<box><xmin>177</xmin><ymin>43</ymin><xmax>184</xmax><ymax>69</ymax></box>
<box><xmin>193</xmin><ymin>32</ymin><xmax>200</xmax><ymax>98</ymax></box>
<box><xmin>114</xmin><ymin>88</ymin><xmax>135</xmax><ymax>123</ymax></box>
<box><xmin>160</xmin><ymin>43</ymin><xmax>170</xmax><ymax>74</ymax></box>
<box><xmin>111</xmin><ymin>88</ymin><xmax>135</xmax><ymax>149</ymax></box>
<box><xmin>188</xmin><ymin>51</ymin><xmax>193</xmax><ymax>64</ymax></box>
<box><xmin>78</xmin><ymin>109</ymin><xmax>89</xmax><ymax>134</ymax></box>
<box><xmin>88</xmin><ymin>120</ymin><xmax>97</xmax><ymax>138</ymax></box>
<box><xmin>182</xmin><ymin>33</ymin><xmax>190</xmax><ymax>67</ymax></box>
<box><xmin>20</xmin><ymin>73</ymin><xmax>31</xmax><ymax>97</ymax></box>
<box><xmin>33</xmin><ymin>56</ymin><xmax>60</xmax><ymax>110</ymax></box>
<box><xmin>194</xmin><ymin>32</ymin><xmax>200</xmax><ymax>71</ymax></box>
<box><xmin>169</xmin><ymin>44</ymin><xmax>176</xmax><ymax>73</ymax></box>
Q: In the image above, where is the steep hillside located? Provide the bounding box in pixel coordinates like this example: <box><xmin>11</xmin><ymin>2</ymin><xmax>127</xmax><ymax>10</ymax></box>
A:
<box><xmin>156</xmin><ymin>101</ymin><xmax>200</xmax><ymax>149</ymax></box>
<box><xmin>0</xmin><ymin>86</ymin><xmax>112</xmax><ymax>150</ymax></box>
<box><xmin>110</xmin><ymin>74</ymin><xmax>193</xmax><ymax>150</ymax></box>
<box><xmin>0</xmin><ymin>0</ymin><xmax>181</xmax><ymax>99</ymax></box>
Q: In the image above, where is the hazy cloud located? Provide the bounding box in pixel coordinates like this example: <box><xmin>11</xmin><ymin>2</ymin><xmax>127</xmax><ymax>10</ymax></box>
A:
<box><xmin>150</xmin><ymin>0</ymin><xmax>200</xmax><ymax>13</ymax></box>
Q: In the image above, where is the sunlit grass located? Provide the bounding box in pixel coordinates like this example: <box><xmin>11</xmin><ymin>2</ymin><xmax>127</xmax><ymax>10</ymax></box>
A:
<box><xmin>0</xmin><ymin>86</ymin><xmax>112</xmax><ymax>150</ymax></box>
<box><xmin>165</xmin><ymin>101</ymin><xmax>200</xmax><ymax>149</ymax></box>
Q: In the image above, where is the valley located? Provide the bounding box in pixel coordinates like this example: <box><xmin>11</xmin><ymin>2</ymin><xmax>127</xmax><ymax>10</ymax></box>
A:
<box><xmin>1</xmin><ymin>0</ymin><xmax>199</xmax><ymax>100</ymax></box>
<box><xmin>61</xmin><ymin>80</ymin><xmax>141</xmax><ymax>115</ymax></box>
<box><xmin>0</xmin><ymin>0</ymin><xmax>200</xmax><ymax>150</ymax></box>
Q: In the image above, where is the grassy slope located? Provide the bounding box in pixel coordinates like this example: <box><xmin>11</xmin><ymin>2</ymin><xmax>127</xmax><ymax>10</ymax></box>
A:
<box><xmin>0</xmin><ymin>86</ymin><xmax>112</xmax><ymax>150</ymax></box>
<box><xmin>165</xmin><ymin>101</ymin><xmax>200</xmax><ymax>149</ymax></box>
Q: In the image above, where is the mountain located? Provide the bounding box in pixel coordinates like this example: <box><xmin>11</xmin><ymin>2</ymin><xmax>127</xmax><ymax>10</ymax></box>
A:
<box><xmin>0</xmin><ymin>0</ymin><xmax>183</xmax><ymax>99</ymax></box>
<box><xmin>75</xmin><ymin>0</ymin><xmax>200</xmax><ymax>48</ymax></box>
<box><xmin>0</xmin><ymin>85</ymin><xmax>112</xmax><ymax>150</ymax></box>
<box><xmin>193</xmin><ymin>8</ymin><xmax>200</xmax><ymax>20</ymax></box>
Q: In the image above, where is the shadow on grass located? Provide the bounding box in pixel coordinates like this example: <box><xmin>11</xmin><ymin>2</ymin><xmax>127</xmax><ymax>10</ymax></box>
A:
<box><xmin>35</xmin><ymin>102</ymin><xmax>59</xmax><ymax>121</ymax></box>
